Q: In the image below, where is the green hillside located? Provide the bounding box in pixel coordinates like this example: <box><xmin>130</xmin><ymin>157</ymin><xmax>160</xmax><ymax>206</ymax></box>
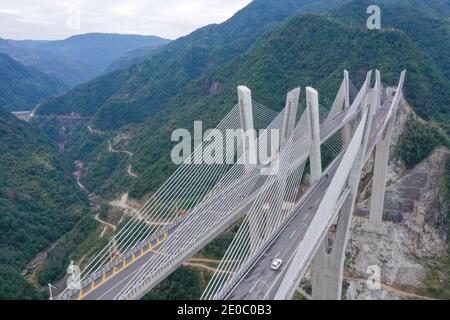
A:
<box><xmin>0</xmin><ymin>107</ymin><xmax>89</xmax><ymax>299</ymax></box>
<box><xmin>36</xmin><ymin>0</ymin><xmax>347</xmax><ymax>131</ymax></box>
<box><xmin>60</xmin><ymin>13</ymin><xmax>450</xmax><ymax>200</ymax></box>
<box><xmin>331</xmin><ymin>0</ymin><xmax>450</xmax><ymax>80</ymax></box>
<box><xmin>13</xmin><ymin>0</ymin><xmax>449</xmax><ymax>300</ymax></box>
<box><xmin>128</xmin><ymin>14</ymin><xmax>449</xmax><ymax>198</ymax></box>
<box><xmin>0</xmin><ymin>53</ymin><xmax>67</xmax><ymax>111</ymax></box>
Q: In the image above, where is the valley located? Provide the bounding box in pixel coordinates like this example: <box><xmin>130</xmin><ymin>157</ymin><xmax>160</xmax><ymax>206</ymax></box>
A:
<box><xmin>0</xmin><ymin>0</ymin><xmax>448</xmax><ymax>301</ymax></box>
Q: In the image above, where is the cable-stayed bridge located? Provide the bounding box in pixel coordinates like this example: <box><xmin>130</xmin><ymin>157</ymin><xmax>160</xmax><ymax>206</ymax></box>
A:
<box><xmin>56</xmin><ymin>69</ymin><xmax>406</xmax><ymax>300</ymax></box>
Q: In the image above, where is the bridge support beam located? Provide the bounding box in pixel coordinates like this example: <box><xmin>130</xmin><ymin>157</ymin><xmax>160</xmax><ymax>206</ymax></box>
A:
<box><xmin>281</xmin><ymin>88</ymin><xmax>300</xmax><ymax>148</ymax></box>
<box><xmin>327</xmin><ymin>71</ymin><xmax>352</xmax><ymax>145</ymax></box>
<box><xmin>374</xmin><ymin>70</ymin><xmax>382</xmax><ymax>112</ymax></box>
<box><xmin>238</xmin><ymin>86</ymin><xmax>256</xmax><ymax>169</ymax></box>
<box><xmin>311</xmin><ymin>90</ymin><xmax>377</xmax><ymax>300</ymax></box>
<box><xmin>369</xmin><ymin>71</ymin><xmax>406</xmax><ymax>227</ymax></box>
<box><xmin>306</xmin><ymin>87</ymin><xmax>322</xmax><ymax>182</ymax></box>
<box><xmin>328</xmin><ymin>70</ymin><xmax>350</xmax><ymax>119</ymax></box>
<box><xmin>342</xmin><ymin>71</ymin><xmax>352</xmax><ymax>144</ymax></box>
<box><xmin>368</xmin><ymin>122</ymin><xmax>393</xmax><ymax>227</ymax></box>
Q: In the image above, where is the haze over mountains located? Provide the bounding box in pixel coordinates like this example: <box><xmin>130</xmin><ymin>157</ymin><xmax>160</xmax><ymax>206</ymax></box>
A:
<box><xmin>0</xmin><ymin>0</ymin><xmax>449</xmax><ymax>300</ymax></box>
<box><xmin>0</xmin><ymin>53</ymin><xmax>67</xmax><ymax>111</ymax></box>
<box><xmin>0</xmin><ymin>33</ymin><xmax>170</xmax><ymax>90</ymax></box>
<box><xmin>34</xmin><ymin>0</ymin><xmax>450</xmax><ymax>199</ymax></box>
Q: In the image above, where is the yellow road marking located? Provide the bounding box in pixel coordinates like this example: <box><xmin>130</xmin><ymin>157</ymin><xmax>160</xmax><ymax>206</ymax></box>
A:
<box><xmin>73</xmin><ymin>232</ymin><xmax>170</xmax><ymax>300</ymax></box>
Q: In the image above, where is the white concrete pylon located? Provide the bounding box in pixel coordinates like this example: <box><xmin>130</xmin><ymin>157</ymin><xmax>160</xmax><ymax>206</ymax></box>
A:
<box><xmin>374</xmin><ymin>70</ymin><xmax>381</xmax><ymax>112</ymax></box>
<box><xmin>280</xmin><ymin>88</ymin><xmax>300</xmax><ymax>148</ymax></box>
<box><xmin>237</xmin><ymin>86</ymin><xmax>257</xmax><ymax>169</ymax></box>
<box><xmin>369</xmin><ymin>70</ymin><xmax>406</xmax><ymax>227</ymax></box>
<box><xmin>306</xmin><ymin>87</ymin><xmax>322</xmax><ymax>183</ymax></box>
<box><xmin>310</xmin><ymin>90</ymin><xmax>377</xmax><ymax>300</ymax></box>
<box><xmin>344</xmin><ymin>70</ymin><xmax>350</xmax><ymax>110</ymax></box>
<box><xmin>327</xmin><ymin>70</ymin><xmax>350</xmax><ymax>122</ymax></box>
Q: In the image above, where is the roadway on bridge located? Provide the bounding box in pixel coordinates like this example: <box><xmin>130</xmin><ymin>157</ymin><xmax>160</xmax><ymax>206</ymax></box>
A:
<box><xmin>224</xmin><ymin>95</ymin><xmax>393</xmax><ymax>300</ymax></box>
<box><xmin>60</xmin><ymin>96</ymin><xmax>383</xmax><ymax>300</ymax></box>
<box><xmin>225</xmin><ymin>157</ymin><xmax>341</xmax><ymax>300</ymax></box>
<box><xmin>64</xmin><ymin>168</ymin><xmax>269</xmax><ymax>300</ymax></box>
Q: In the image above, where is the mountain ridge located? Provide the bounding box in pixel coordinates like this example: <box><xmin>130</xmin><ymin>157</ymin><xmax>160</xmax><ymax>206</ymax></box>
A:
<box><xmin>0</xmin><ymin>52</ymin><xmax>67</xmax><ymax>111</ymax></box>
<box><xmin>36</xmin><ymin>0</ymin><xmax>349</xmax><ymax>130</ymax></box>
<box><xmin>1</xmin><ymin>33</ymin><xmax>170</xmax><ymax>88</ymax></box>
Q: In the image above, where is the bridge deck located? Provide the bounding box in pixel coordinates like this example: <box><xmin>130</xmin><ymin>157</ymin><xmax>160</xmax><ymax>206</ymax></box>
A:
<box><xmin>223</xmin><ymin>94</ymin><xmax>394</xmax><ymax>300</ymax></box>
<box><xmin>59</xmin><ymin>88</ymin><xmax>393</xmax><ymax>300</ymax></box>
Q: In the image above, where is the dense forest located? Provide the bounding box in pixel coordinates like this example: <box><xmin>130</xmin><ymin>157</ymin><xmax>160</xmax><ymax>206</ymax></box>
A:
<box><xmin>1</xmin><ymin>0</ymin><xmax>449</xmax><ymax>300</ymax></box>
<box><xmin>54</xmin><ymin>11</ymin><xmax>450</xmax><ymax>200</ymax></box>
<box><xmin>0</xmin><ymin>107</ymin><xmax>89</xmax><ymax>299</ymax></box>
<box><xmin>0</xmin><ymin>53</ymin><xmax>66</xmax><ymax>111</ymax></box>
<box><xmin>398</xmin><ymin>115</ymin><xmax>450</xmax><ymax>169</ymax></box>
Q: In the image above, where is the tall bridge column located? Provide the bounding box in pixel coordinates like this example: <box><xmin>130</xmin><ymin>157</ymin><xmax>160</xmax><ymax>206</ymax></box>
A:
<box><xmin>238</xmin><ymin>86</ymin><xmax>260</xmax><ymax>252</ymax></box>
<box><xmin>374</xmin><ymin>70</ymin><xmax>382</xmax><ymax>112</ymax></box>
<box><xmin>368</xmin><ymin>121</ymin><xmax>393</xmax><ymax>227</ymax></box>
<box><xmin>306</xmin><ymin>87</ymin><xmax>322</xmax><ymax>182</ymax></box>
<box><xmin>277</xmin><ymin>88</ymin><xmax>301</xmax><ymax>220</ymax></box>
<box><xmin>327</xmin><ymin>71</ymin><xmax>351</xmax><ymax>144</ymax></box>
<box><xmin>369</xmin><ymin>71</ymin><xmax>406</xmax><ymax>227</ymax></box>
<box><xmin>280</xmin><ymin>88</ymin><xmax>300</xmax><ymax>148</ymax></box>
<box><xmin>311</xmin><ymin>90</ymin><xmax>377</xmax><ymax>300</ymax></box>
<box><xmin>238</xmin><ymin>86</ymin><xmax>256</xmax><ymax>170</ymax></box>
<box><xmin>342</xmin><ymin>70</ymin><xmax>352</xmax><ymax>144</ymax></box>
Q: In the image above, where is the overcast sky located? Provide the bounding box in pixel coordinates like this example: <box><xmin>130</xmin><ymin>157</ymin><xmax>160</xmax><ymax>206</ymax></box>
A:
<box><xmin>0</xmin><ymin>0</ymin><xmax>253</xmax><ymax>40</ymax></box>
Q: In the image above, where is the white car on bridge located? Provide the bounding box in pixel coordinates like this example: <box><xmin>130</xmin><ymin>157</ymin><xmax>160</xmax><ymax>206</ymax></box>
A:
<box><xmin>271</xmin><ymin>259</ymin><xmax>283</xmax><ymax>271</ymax></box>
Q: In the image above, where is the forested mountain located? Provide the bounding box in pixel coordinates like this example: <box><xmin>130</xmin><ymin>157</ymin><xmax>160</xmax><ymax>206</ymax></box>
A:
<box><xmin>36</xmin><ymin>0</ymin><xmax>348</xmax><ymax>130</ymax></box>
<box><xmin>2</xmin><ymin>0</ymin><xmax>449</xmax><ymax>300</ymax></box>
<box><xmin>0</xmin><ymin>107</ymin><xmax>89</xmax><ymax>299</ymax></box>
<box><xmin>1</xmin><ymin>33</ymin><xmax>170</xmax><ymax>88</ymax></box>
<box><xmin>104</xmin><ymin>44</ymin><xmax>166</xmax><ymax>73</ymax></box>
<box><xmin>0</xmin><ymin>53</ymin><xmax>67</xmax><ymax>111</ymax></box>
<box><xmin>46</xmin><ymin>13</ymin><xmax>447</xmax><ymax>201</ymax></box>
<box><xmin>330</xmin><ymin>0</ymin><xmax>450</xmax><ymax>131</ymax></box>
<box><xmin>0</xmin><ymin>38</ymin><xmax>97</xmax><ymax>89</ymax></box>
<box><xmin>331</xmin><ymin>0</ymin><xmax>450</xmax><ymax>80</ymax></box>
<box><xmin>30</xmin><ymin>0</ymin><xmax>450</xmax><ymax>200</ymax></box>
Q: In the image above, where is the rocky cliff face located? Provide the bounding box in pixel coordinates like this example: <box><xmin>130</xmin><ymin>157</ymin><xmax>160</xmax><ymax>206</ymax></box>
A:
<box><xmin>344</xmin><ymin>101</ymin><xmax>449</xmax><ymax>300</ymax></box>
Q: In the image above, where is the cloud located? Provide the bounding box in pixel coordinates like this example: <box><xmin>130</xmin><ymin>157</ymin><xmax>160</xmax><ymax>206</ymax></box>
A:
<box><xmin>0</xmin><ymin>0</ymin><xmax>252</xmax><ymax>40</ymax></box>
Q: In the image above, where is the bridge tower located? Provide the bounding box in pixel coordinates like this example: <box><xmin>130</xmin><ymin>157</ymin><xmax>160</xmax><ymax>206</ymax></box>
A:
<box><xmin>237</xmin><ymin>86</ymin><xmax>256</xmax><ymax>171</ymax></box>
<box><xmin>326</xmin><ymin>70</ymin><xmax>351</xmax><ymax>144</ymax></box>
<box><xmin>280</xmin><ymin>88</ymin><xmax>301</xmax><ymax>148</ymax></box>
<box><xmin>245</xmin><ymin>87</ymin><xmax>301</xmax><ymax>250</ymax></box>
<box><xmin>306</xmin><ymin>87</ymin><xmax>322</xmax><ymax>182</ymax></box>
<box><xmin>368</xmin><ymin>71</ymin><xmax>406</xmax><ymax>227</ymax></box>
<box><xmin>310</xmin><ymin>89</ymin><xmax>377</xmax><ymax>299</ymax></box>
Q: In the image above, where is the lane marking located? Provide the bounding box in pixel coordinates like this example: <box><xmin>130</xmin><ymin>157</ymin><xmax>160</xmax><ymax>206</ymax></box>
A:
<box><xmin>289</xmin><ymin>230</ymin><xmax>297</xmax><ymax>239</ymax></box>
<box><xmin>74</xmin><ymin>233</ymin><xmax>170</xmax><ymax>300</ymax></box>
<box><xmin>249</xmin><ymin>281</ymin><xmax>259</xmax><ymax>294</ymax></box>
<box><xmin>263</xmin><ymin>245</ymin><xmax>299</xmax><ymax>300</ymax></box>
<box><xmin>274</xmin><ymin>251</ymin><xmax>281</xmax><ymax>260</ymax></box>
<box><xmin>224</xmin><ymin>157</ymin><xmax>343</xmax><ymax>299</ymax></box>
<box><xmin>303</xmin><ymin>212</ymin><xmax>310</xmax><ymax>222</ymax></box>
